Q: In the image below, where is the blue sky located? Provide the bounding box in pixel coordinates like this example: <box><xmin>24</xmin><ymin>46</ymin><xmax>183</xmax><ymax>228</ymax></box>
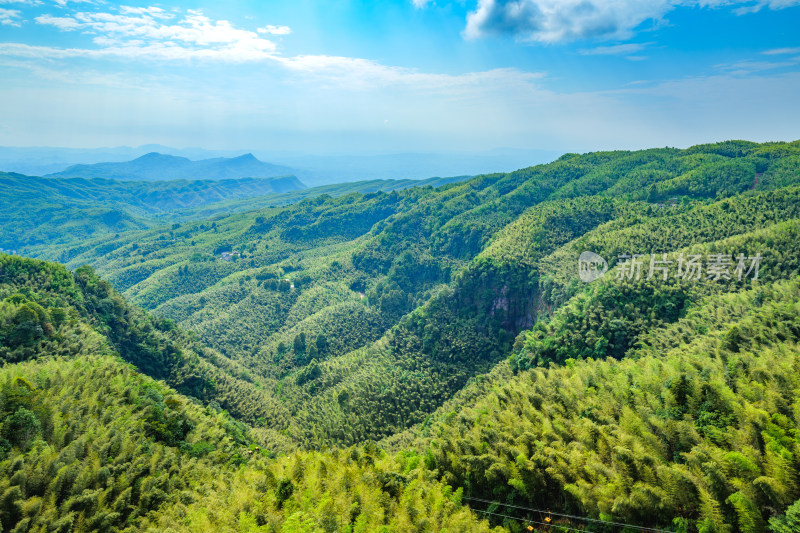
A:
<box><xmin>0</xmin><ymin>0</ymin><xmax>799</xmax><ymax>154</ymax></box>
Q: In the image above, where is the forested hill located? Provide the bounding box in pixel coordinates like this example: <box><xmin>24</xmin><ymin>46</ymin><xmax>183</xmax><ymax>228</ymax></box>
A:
<box><xmin>0</xmin><ymin>253</ymin><xmax>295</xmax><ymax>446</ymax></box>
<box><xmin>0</xmin><ymin>255</ymin><xmax>499</xmax><ymax>531</ymax></box>
<box><xmin>3</xmin><ymin>139</ymin><xmax>800</xmax><ymax>531</ymax></box>
<box><xmin>33</xmin><ymin>140</ymin><xmax>799</xmax><ymax>443</ymax></box>
<box><xmin>1</xmin><ymin>171</ymin><xmax>470</xmax><ymax>255</ymax></box>
<box><xmin>0</xmin><ymin>173</ymin><xmax>304</xmax><ymax>252</ymax></box>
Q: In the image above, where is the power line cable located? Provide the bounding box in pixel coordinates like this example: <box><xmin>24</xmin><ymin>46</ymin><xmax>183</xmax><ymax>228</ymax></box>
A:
<box><xmin>463</xmin><ymin>496</ymin><xmax>674</xmax><ymax>533</ymax></box>
<box><xmin>471</xmin><ymin>507</ymin><xmax>588</xmax><ymax>533</ymax></box>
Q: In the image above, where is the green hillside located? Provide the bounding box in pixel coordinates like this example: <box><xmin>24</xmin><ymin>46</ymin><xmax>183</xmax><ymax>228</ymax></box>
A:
<box><xmin>387</xmin><ymin>276</ymin><xmax>800</xmax><ymax>532</ymax></box>
<box><xmin>3</xmin><ymin>139</ymin><xmax>800</xmax><ymax>531</ymax></box>
<box><xmin>0</xmin><ymin>253</ymin><xmax>300</xmax><ymax>443</ymax></box>
<box><xmin>28</xmin><ymin>141</ymin><xmax>798</xmax><ymax>447</ymax></box>
<box><xmin>0</xmin><ymin>253</ymin><xmax>503</xmax><ymax>531</ymax></box>
<box><xmin>0</xmin><ymin>173</ymin><xmax>306</xmax><ymax>251</ymax></box>
<box><xmin>5</xmin><ymin>173</ymin><xmax>471</xmax><ymax>260</ymax></box>
<box><xmin>0</xmin><ymin>355</ymin><xmax>498</xmax><ymax>532</ymax></box>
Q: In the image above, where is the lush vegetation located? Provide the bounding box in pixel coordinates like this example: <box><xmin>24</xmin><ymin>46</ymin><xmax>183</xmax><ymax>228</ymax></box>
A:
<box><xmin>0</xmin><ymin>254</ymin><xmax>297</xmax><ymax>444</ymax></box>
<box><xmin>1</xmin><ymin>172</ymin><xmax>466</xmax><ymax>255</ymax></box>
<box><xmin>2</xmin><ymin>139</ymin><xmax>800</xmax><ymax>531</ymax></box>
<box><xmin>392</xmin><ymin>277</ymin><xmax>800</xmax><ymax>532</ymax></box>
<box><xmin>0</xmin><ymin>355</ymin><xmax>500</xmax><ymax>532</ymax></box>
<box><xmin>0</xmin><ymin>172</ymin><xmax>309</xmax><ymax>250</ymax></box>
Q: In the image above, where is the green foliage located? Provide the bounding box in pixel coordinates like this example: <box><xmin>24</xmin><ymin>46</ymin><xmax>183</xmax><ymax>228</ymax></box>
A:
<box><xmin>3</xmin><ymin>408</ymin><xmax>41</xmax><ymax>450</ymax></box>
<box><xmin>295</xmin><ymin>358</ymin><xmax>321</xmax><ymax>386</ymax></box>
<box><xmin>0</xmin><ymin>172</ymin><xmax>315</xmax><ymax>252</ymax></box>
<box><xmin>43</xmin><ymin>139</ymin><xmax>795</xmax><ymax>450</ymax></box>
<box><xmin>4</xmin><ymin>139</ymin><xmax>800</xmax><ymax>531</ymax></box>
<box><xmin>0</xmin><ymin>253</ymin><xmax>294</xmax><ymax>435</ymax></box>
<box><xmin>770</xmin><ymin>498</ymin><xmax>800</xmax><ymax>532</ymax></box>
<box><xmin>392</xmin><ymin>276</ymin><xmax>800</xmax><ymax>531</ymax></box>
<box><xmin>0</xmin><ymin>355</ymin><xmax>501</xmax><ymax>532</ymax></box>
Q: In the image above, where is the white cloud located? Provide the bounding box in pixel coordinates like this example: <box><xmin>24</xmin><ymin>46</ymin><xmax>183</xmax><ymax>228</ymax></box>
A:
<box><xmin>275</xmin><ymin>54</ymin><xmax>544</xmax><ymax>92</ymax></box>
<box><xmin>464</xmin><ymin>0</ymin><xmax>673</xmax><ymax>42</ymax></box>
<box><xmin>36</xmin><ymin>11</ymin><xmax>275</xmax><ymax>48</ymax></box>
<box><xmin>0</xmin><ymin>37</ymin><xmax>542</xmax><ymax>93</ymax></box>
<box><xmin>53</xmin><ymin>0</ymin><xmax>97</xmax><ymax>7</ymax></box>
<box><xmin>258</xmin><ymin>24</ymin><xmax>291</xmax><ymax>35</ymax></box>
<box><xmin>764</xmin><ymin>47</ymin><xmax>800</xmax><ymax>55</ymax></box>
<box><xmin>715</xmin><ymin>56</ymin><xmax>800</xmax><ymax>75</ymax></box>
<box><xmin>118</xmin><ymin>6</ymin><xmax>174</xmax><ymax>19</ymax></box>
<box><xmin>579</xmin><ymin>42</ymin><xmax>651</xmax><ymax>55</ymax></box>
<box><xmin>463</xmin><ymin>0</ymin><xmax>800</xmax><ymax>43</ymax></box>
<box><xmin>0</xmin><ymin>56</ymin><xmax>153</xmax><ymax>89</ymax></box>
<box><xmin>731</xmin><ymin>0</ymin><xmax>800</xmax><ymax>13</ymax></box>
<box><xmin>0</xmin><ymin>40</ymin><xmax>276</xmax><ymax>62</ymax></box>
<box><xmin>35</xmin><ymin>14</ymin><xmax>80</xmax><ymax>29</ymax></box>
<box><xmin>412</xmin><ymin>0</ymin><xmax>433</xmax><ymax>7</ymax></box>
<box><xmin>4</xmin><ymin>4</ymin><xmax>545</xmax><ymax>94</ymax></box>
<box><xmin>32</xmin><ymin>8</ymin><xmax>280</xmax><ymax>61</ymax></box>
<box><xmin>0</xmin><ymin>7</ymin><xmax>21</xmax><ymax>26</ymax></box>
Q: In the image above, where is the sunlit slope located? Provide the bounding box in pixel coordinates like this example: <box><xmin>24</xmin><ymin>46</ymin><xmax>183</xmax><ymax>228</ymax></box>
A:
<box><xmin>0</xmin><ymin>354</ymin><xmax>501</xmax><ymax>532</ymax></box>
<box><xmin>382</xmin><ymin>275</ymin><xmax>800</xmax><ymax>531</ymax></box>
<box><xmin>24</xmin><ymin>140</ymin><xmax>800</xmax><ymax>450</ymax></box>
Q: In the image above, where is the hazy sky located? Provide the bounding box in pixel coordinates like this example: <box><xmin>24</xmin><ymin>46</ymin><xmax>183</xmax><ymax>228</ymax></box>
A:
<box><xmin>0</xmin><ymin>0</ymin><xmax>799</xmax><ymax>154</ymax></box>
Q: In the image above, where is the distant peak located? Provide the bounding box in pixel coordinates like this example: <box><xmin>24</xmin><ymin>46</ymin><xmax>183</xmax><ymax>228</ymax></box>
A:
<box><xmin>232</xmin><ymin>153</ymin><xmax>259</xmax><ymax>162</ymax></box>
<box><xmin>131</xmin><ymin>152</ymin><xmax>192</xmax><ymax>166</ymax></box>
<box><xmin>137</xmin><ymin>152</ymin><xmax>177</xmax><ymax>160</ymax></box>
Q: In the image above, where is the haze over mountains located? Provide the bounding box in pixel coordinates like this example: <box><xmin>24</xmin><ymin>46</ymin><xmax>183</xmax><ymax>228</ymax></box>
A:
<box><xmin>45</xmin><ymin>152</ymin><xmax>297</xmax><ymax>182</ymax></box>
<box><xmin>0</xmin><ymin>145</ymin><xmax>562</xmax><ymax>185</ymax></box>
<box><xmin>0</xmin><ymin>168</ymin><xmax>469</xmax><ymax>254</ymax></box>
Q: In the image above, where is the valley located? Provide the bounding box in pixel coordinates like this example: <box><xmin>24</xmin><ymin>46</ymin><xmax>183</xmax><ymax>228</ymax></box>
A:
<box><xmin>2</xmin><ymin>140</ymin><xmax>800</xmax><ymax>531</ymax></box>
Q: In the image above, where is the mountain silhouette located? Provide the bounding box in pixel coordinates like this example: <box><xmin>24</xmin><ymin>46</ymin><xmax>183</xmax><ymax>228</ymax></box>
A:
<box><xmin>46</xmin><ymin>152</ymin><xmax>297</xmax><ymax>181</ymax></box>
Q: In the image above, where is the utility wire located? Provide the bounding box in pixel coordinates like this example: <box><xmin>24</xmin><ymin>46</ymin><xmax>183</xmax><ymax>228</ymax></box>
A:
<box><xmin>471</xmin><ymin>507</ymin><xmax>588</xmax><ymax>533</ymax></box>
<box><xmin>463</xmin><ymin>496</ymin><xmax>674</xmax><ymax>533</ymax></box>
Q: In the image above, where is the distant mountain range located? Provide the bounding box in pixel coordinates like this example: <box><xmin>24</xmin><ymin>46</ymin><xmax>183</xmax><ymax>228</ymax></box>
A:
<box><xmin>46</xmin><ymin>152</ymin><xmax>297</xmax><ymax>181</ymax></box>
<box><xmin>0</xmin><ymin>145</ymin><xmax>562</xmax><ymax>185</ymax></box>
<box><xmin>0</xmin><ymin>171</ymin><xmax>305</xmax><ymax>251</ymax></box>
<box><xmin>0</xmin><ymin>144</ymin><xmax>237</xmax><ymax>176</ymax></box>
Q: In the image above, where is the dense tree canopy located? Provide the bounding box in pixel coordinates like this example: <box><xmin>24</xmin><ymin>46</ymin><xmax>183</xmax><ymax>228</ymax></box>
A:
<box><xmin>2</xmin><ymin>139</ymin><xmax>800</xmax><ymax>531</ymax></box>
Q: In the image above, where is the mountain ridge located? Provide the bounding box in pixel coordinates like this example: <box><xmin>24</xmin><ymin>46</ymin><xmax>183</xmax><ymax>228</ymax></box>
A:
<box><xmin>46</xmin><ymin>152</ymin><xmax>298</xmax><ymax>181</ymax></box>
<box><xmin>0</xmin><ymin>172</ymin><xmax>306</xmax><ymax>251</ymax></box>
<box><xmin>4</xmin><ymin>139</ymin><xmax>800</xmax><ymax>531</ymax></box>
